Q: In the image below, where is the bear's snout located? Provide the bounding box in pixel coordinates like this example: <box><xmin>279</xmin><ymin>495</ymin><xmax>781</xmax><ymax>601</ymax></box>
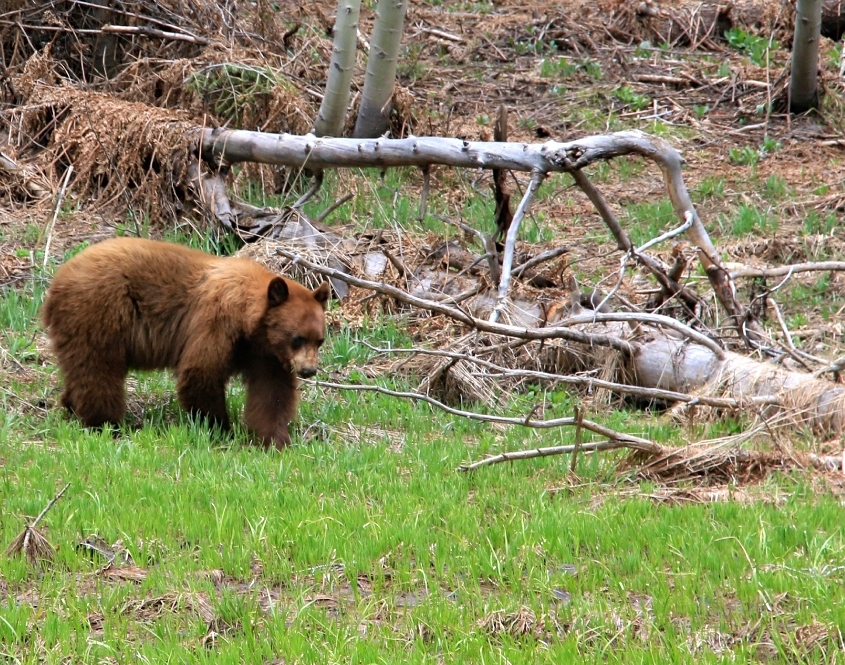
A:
<box><xmin>297</xmin><ymin>366</ymin><xmax>318</xmax><ymax>379</ymax></box>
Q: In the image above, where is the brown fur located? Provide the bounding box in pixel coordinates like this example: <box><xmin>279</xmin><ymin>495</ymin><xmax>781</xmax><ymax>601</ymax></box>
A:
<box><xmin>42</xmin><ymin>237</ymin><xmax>329</xmax><ymax>448</ymax></box>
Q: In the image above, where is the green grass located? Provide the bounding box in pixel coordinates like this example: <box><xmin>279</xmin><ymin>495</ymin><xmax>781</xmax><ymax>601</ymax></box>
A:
<box><xmin>2</xmin><ymin>232</ymin><xmax>845</xmax><ymax>662</ymax></box>
<box><xmin>728</xmin><ymin>203</ymin><xmax>776</xmax><ymax>236</ymax></box>
<box><xmin>624</xmin><ymin>199</ymin><xmax>677</xmax><ymax>246</ymax></box>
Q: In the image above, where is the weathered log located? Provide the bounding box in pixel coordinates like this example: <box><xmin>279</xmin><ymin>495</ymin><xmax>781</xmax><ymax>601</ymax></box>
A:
<box><xmin>196</xmin><ymin>128</ymin><xmax>748</xmax><ymax>330</ymax></box>
<box><xmin>286</xmin><ymin>251</ymin><xmax>845</xmax><ymax>439</ymax></box>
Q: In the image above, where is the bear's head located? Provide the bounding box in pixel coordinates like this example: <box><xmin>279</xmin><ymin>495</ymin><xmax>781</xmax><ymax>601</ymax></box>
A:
<box><xmin>261</xmin><ymin>277</ymin><xmax>330</xmax><ymax>378</ymax></box>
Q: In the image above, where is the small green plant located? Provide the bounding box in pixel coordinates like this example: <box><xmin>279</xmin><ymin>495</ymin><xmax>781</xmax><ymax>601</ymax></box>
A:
<box><xmin>827</xmin><ymin>41</ymin><xmax>843</xmax><ymax>70</ymax></box>
<box><xmin>476</xmin><ymin>114</ymin><xmax>491</xmax><ymax>126</ymax></box>
<box><xmin>761</xmin><ymin>135</ymin><xmax>781</xmax><ymax>154</ymax></box>
<box><xmin>730</xmin><ymin>203</ymin><xmax>774</xmax><ymax>236</ymax></box>
<box><xmin>613</xmin><ymin>86</ymin><xmax>650</xmax><ymax>111</ymax></box>
<box><xmin>724</xmin><ymin>28</ymin><xmax>779</xmax><ymax>67</ymax></box>
<box><xmin>398</xmin><ymin>44</ymin><xmax>427</xmax><ymax>82</ymax></box>
<box><xmin>539</xmin><ymin>57</ymin><xmax>577</xmax><ymax>78</ymax></box>
<box><xmin>717</xmin><ymin>61</ymin><xmax>732</xmax><ymax>77</ymax></box>
<box><xmin>693</xmin><ymin>104</ymin><xmax>710</xmax><ymax>119</ymax></box>
<box><xmin>763</xmin><ymin>174</ymin><xmax>789</xmax><ymax>200</ymax></box>
<box><xmin>802</xmin><ymin>210</ymin><xmax>837</xmax><ymax>235</ymax></box>
<box><xmin>728</xmin><ymin>145</ymin><xmax>760</xmax><ymax>166</ymax></box>
<box><xmin>696</xmin><ymin>176</ymin><xmax>725</xmax><ymax>199</ymax></box>
<box><xmin>577</xmin><ymin>57</ymin><xmax>604</xmax><ymax>80</ymax></box>
<box><xmin>633</xmin><ymin>41</ymin><xmax>652</xmax><ymax>58</ymax></box>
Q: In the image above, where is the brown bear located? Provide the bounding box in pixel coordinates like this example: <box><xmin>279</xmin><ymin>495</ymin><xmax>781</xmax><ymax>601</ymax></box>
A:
<box><xmin>42</xmin><ymin>237</ymin><xmax>330</xmax><ymax>449</ymax></box>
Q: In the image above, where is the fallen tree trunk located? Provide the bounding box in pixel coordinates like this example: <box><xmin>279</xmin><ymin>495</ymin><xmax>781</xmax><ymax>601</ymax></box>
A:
<box><xmin>285</xmin><ymin>251</ymin><xmax>845</xmax><ymax>440</ymax></box>
<box><xmin>196</xmin><ymin>127</ymin><xmax>750</xmax><ymax>332</ymax></box>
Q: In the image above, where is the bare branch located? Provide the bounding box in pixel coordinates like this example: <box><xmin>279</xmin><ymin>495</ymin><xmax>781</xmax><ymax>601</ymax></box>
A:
<box><xmin>30</xmin><ymin>483</ymin><xmax>70</xmax><ymax>529</ymax></box>
<box><xmin>560</xmin><ymin>311</ymin><xmax>725</xmax><ymax>358</ymax></box>
<box><xmin>100</xmin><ymin>23</ymin><xmax>210</xmax><ymax>44</ymax></box>
<box><xmin>512</xmin><ymin>246</ymin><xmax>570</xmax><ymax>278</ymax></box>
<box><xmin>315</xmin><ymin>192</ymin><xmax>354</xmax><ymax>225</ymax></box>
<box><xmin>730</xmin><ymin>261</ymin><xmax>845</xmax><ymax>279</ymax></box>
<box><xmin>365</xmin><ymin>345</ymin><xmax>777</xmax><ymax>408</ymax></box>
<box><xmin>278</xmin><ymin>250</ymin><xmax>637</xmax><ymax>353</ymax></box>
<box><xmin>307</xmin><ymin>379</ymin><xmax>657</xmax><ymax>447</ymax></box>
<box><xmin>458</xmin><ymin>440</ymin><xmax>638</xmax><ymax>472</ymax></box>
<box><xmin>292</xmin><ymin>170</ymin><xmax>324</xmax><ymax>208</ymax></box>
<box><xmin>635</xmin><ymin>211</ymin><xmax>693</xmax><ymax>254</ymax></box>
<box><xmin>569</xmin><ymin>167</ymin><xmax>700</xmax><ymax>313</ymax></box>
<box><xmin>491</xmin><ymin>171</ymin><xmax>545</xmax><ymax>322</ymax></box>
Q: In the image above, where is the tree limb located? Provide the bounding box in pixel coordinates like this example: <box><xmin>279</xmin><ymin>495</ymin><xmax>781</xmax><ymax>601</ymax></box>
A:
<box><xmin>277</xmin><ymin>249</ymin><xmax>637</xmax><ymax>353</ymax></box>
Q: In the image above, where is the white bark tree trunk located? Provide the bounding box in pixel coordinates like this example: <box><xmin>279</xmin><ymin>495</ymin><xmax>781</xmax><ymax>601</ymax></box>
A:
<box><xmin>314</xmin><ymin>0</ymin><xmax>362</xmax><ymax>137</ymax></box>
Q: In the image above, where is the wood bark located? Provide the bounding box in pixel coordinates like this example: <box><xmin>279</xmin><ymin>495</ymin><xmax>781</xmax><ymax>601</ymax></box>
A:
<box><xmin>352</xmin><ymin>0</ymin><xmax>408</xmax><ymax>138</ymax></box>
<box><xmin>790</xmin><ymin>0</ymin><xmax>822</xmax><ymax>113</ymax></box>
<box><xmin>281</xmin><ymin>251</ymin><xmax>845</xmax><ymax>439</ymax></box>
<box><xmin>196</xmin><ymin>128</ymin><xmax>749</xmax><ymax>328</ymax></box>
<box><xmin>314</xmin><ymin>0</ymin><xmax>362</xmax><ymax>137</ymax></box>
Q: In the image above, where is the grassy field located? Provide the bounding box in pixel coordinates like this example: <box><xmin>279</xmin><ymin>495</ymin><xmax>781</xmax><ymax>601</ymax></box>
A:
<box><xmin>1</xmin><ymin>233</ymin><xmax>845</xmax><ymax>664</ymax></box>
<box><xmin>4</xmin><ymin>3</ymin><xmax>845</xmax><ymax>660</ymax></box>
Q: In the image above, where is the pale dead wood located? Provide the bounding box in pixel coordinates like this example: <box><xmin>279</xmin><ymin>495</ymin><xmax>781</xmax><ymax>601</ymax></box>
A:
<box><xmin>4</xmin><ymin>482</ymin><xmax>70</xmax><ymax>566</ymax></box>
<box><xmin>307</xmin><ymin>379</ymin><xmax>657</xmax><ymax>446</ymax></box>
<box><xmin>198</xmin><ymin>129</ymin><xmax>747</xmax><ymax>327</ymax></box>
<box><xmin>458</xmin><ymin>439</ymin><xmax>645</xmax><ymax>472</ymax></box>
<box><xmin>278</xmin><ymin>250</ymin><xmax>637</xmax><ymax>353</ymax></box>
<box><xmin>365</xmin><ymin>345</ymin><xmax>779</xmax><ymax>409</ymax></box>
<box><xmin>42</xmin><ymin>165</ymin><xmax>74</xmax><ymax>270</ymax></box>
<box><xmin>100</xmin><ymin>24</ymin><xmax>210</xmax><ymax>45</ymax></box>
<box><xmin>730</xmin><ymin>261</ymin><xmax>845</xmax><ymax>279</ymax></box>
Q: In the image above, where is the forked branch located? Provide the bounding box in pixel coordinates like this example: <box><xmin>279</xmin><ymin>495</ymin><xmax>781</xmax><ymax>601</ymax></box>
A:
<box><xmin>198</xmin><ymin>128</ymin><xmax>746</xmax><ymax>326</ymax></box>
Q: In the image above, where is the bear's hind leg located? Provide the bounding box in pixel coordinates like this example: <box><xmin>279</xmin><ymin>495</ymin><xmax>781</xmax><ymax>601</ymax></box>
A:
<box><xmin>62</xmin><ymin>366</ymin><xmax>127</xmax><ymax>428</ymax></box>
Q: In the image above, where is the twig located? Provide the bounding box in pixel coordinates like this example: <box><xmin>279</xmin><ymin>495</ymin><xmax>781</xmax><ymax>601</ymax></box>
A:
<box><xmin>420</xmin><ymin>27</ymin><xmax>464</xmax><ymax>42</ymax></box>
<box><xmin>512</xmin><ymin>245</ymin><xmax>570</xmax><ymax>278</ymax></box>
<box><xmin>635</xmin><ymin>211</ymin><xmax>693</xmax><ymax>254</ymax></box>
<box><xmin>570</xmin><ymin>167</ymin><xmax>700</xmax><ymax>314</ymax></box>
<box><xmin>292</xmin><ymin>170</ymin><xmax>324</xmax><ymax>208</ymax></box>
<box><xmin>730</xmin><ymin>261</ymin><xmax>845</xmax><ymax>280</ymax></box>
<box><xmin>418</xmin><ymin>166</ymin><xmax>430</xmax><ymax>220</ymax></box>
<box><xmin>380</xmin><ymin>246</ymin><xmax>409</xmax><ymax>279</ymax></box>
<box><xmin>490</xmin><ymin>171</ymin><xmax>545</xmax><ymax>322</ymax></box>
<box><xmin>458</xmin><ymin>439</ymin><xmax>640</xmax><ymax>472</ymax></box>
<box><xmin>42</xmin><ymin>165</ymin><xmax>73</xmax><ymax>270</ymax></box>
<box><xmin>306</xmin><ymin>379</ymin><xmax>657</xmax><ymax>445</ymax></box>
<box><xmin>100</xmin><ymin>24</ymin><xmax>209</xmax><ymax>44</ymax></box>
<box><xmin>314</xmin><ymin>192</ymin><xmax>353</xmax><ymax>225</ymax></box>
<box><xmin>571</xmin><ymin>406</ymin><xmax>583</xmax><ymax>473</ymax></box>
<box><xmin>31</xmin><ymin>483</ymin><xmax>71</xmax><ymax>529</ymax></box>
<box><xmin>436</xmin><ymin>214</ymin><xmax>500</xmax><ymax>284</ymax></box>
<box><xmin>278</xmin><ymin>250</ymin><xmax>637</xmax><ymax>353</ymax></box>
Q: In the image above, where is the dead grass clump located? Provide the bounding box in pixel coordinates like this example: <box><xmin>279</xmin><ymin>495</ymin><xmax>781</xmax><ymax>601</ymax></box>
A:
<box><xmin>12</xmin><ymin>57</ymin><xmax>199</xmax><ymax>220</ymax></box>
<box><xmin>122</xmin><ymin>592</ymin><xmax>215</xmax><ymax>624</ymax></box>
<box><xmin>478</xmin><ymin>606</ymin><xmax>561</xmax><ymax>642</ymax></box>
<box><xmin>4</xmin><ymin>525</ymin><xmax>55</xmax><ymax>568</ymax></box>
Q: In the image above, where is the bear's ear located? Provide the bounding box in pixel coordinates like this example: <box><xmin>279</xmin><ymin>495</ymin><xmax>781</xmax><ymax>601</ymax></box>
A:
<box><xmin>267</xmin><ymin>277</ymin><xmax>289</xmax><ymax>308</ymax></box>
<box><xmin>312</xmin><ymin>281</ymin><xmax>331</xmax><ymax>310</ymax></box>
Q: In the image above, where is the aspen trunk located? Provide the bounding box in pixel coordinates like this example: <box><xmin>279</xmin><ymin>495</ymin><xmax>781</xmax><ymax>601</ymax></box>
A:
<box><xmin>314</xmin><ymin>0</ymin><xmax>361</xmax><ymax>137</ymax></box>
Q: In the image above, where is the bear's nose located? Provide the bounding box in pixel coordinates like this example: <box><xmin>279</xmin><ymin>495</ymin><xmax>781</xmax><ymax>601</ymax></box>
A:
<box><xmin>298</xmin><ymin>367</ymin><xmax>317</xmax><ymax>379</ymax></box>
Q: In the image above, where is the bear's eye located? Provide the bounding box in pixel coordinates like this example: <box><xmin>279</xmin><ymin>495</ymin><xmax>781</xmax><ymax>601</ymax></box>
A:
<box><xmin>291</xmin><ymin>335</ymin><xmax>305</xmax><ymax>350</ymax></box>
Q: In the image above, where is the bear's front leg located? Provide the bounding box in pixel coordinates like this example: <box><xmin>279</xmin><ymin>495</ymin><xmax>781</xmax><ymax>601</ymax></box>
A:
<box><xmin>243</xmin><ymin>358</ymin><xmax>298</xmax><ymax>449</ymax></box>
<box><xmin>176</xmin><ymin>365</ymin><xmax>231</xmax><ymax>433</ymax></box>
